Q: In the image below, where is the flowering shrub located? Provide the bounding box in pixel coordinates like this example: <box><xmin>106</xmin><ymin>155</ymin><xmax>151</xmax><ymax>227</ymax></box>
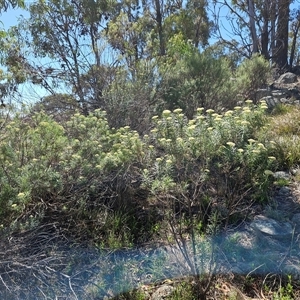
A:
<box><xmin>143</xmin><ymin>101</ymin><xmax>277</xmax><ymax>227</ymax></box>
<box><xmin>0</xmin><ymin>110</ymin><xmax>145</xmax><ymax>245</ymax></box>
<box><xmin>0</xmin><ymin>102</ymin><xmax>279</xmax><ymax>244</ymax></box>
<box><xmin>0</xmin><ymin>112</ymin><xmax>67</xmax><ymax>222</ymax></box>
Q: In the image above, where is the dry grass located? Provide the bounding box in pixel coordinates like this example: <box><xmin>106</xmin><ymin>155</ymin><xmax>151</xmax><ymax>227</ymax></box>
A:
<box><xmin>259</xmin><ymin>105</ymin><xmax>300</xmax><ymax>168</ymax></box>
<box><xmin>269</xmin><ymin>105</ymin><xmax>300</xmax><ymax>136</ymax></box>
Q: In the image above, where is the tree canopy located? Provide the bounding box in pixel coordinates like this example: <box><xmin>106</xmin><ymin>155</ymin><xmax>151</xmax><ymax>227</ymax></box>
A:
<box><xmin>0</xmin><ymin>0</ymin><xmax>24</xmax><ymax>12</ymax></box>
<box><xmin>0</xmin><ymin>0</ymin><xmax>298</xmax><ymax>113</ymax></box>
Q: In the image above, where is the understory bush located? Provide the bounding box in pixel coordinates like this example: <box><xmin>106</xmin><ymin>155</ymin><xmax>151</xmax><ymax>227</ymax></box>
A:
<box><xmin>143</xmin><ymin>101</ymin><xmax>277</xmax><ymax>229</ymax></box>
<box><xmin>154</xmin><ymin>50</ymin><xmax>271</xmax><ymax>120</ymax></box>
<box><xmin>0</xmin><ymin>109</ymin><xmax>147</xmax><ymax>246</ymax></box>
<box><xmin>234</xmin><ymin>54</ymin><xmax>271</xmax><ymax>102</ymax></box>
<box><xmin>102</xmin><ymin>60</ymin><xmax>158</xmax><ymax>133</ymax></box>
<box><xmin>158</xmin><ymin>50</ymin><xmax>236</xmax><ymax>118</ymax></box>
<box><xmin>0</xmin><ymin>102</ymin><xmax>279</xmax><ymax>247</ymax></box>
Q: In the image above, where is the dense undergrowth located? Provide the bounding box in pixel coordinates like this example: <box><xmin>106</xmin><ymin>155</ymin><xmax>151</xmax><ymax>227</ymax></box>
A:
<box><xmin>1</xmin><ymin>63</ymin><xmax>300</xmax><ymax>299</ymax></box>
<box><xmin>0</xmin><ymin>101</ymin><xmax>278</xmax><ymax>244</ymax></box>
<box><xmin>0</xmin><ymin>15</ymin><xmax>299</xmax><ymax>297</ymax></box>
<box><xmin>1</xmin><ymin>98</ymin><xmax>300</xmax><ymax>299</ymax></box>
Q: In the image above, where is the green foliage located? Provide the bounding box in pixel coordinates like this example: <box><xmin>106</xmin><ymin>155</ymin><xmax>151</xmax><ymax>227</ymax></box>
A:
<box><xmin>4</xmin><ymin>1</ymin><xmax>271</xmax><ymax>130</ymax></box>
<box><xmin>1</xmin><ymin>0</ymin><xmax>299</xmax><ymax>297</ymax></box>
<box><xmin>0</xmin><ymin>102</ymin><xmax>285</xmax><ymax>245</ymax></box>
<box><xmin>0</xmin><ymin>25</ymin><xmax>28</xmax><ymax>91</ymax></box>
<box><xmin>165</xmin><ymin>32</ymin><xmax>196</xmax><ymax>61</ymax></box>
<box><xmin>0</xmin><ymin>109</ymin><xmax>145</xmax><ymax>242</ymax></box>
<box><xmin>163</xmin><ymin>0</ymin><xmax>212</xmax><ymax>49</ymax></box>
<box><xmin>30</xmin><ymin>93</ymin><xmax>80</xmax><ymax>122</ymax></box>
<box><xmin>95</xmin><ymin>209</ymin><xmax>137</xmax><ymax>249</ymax></box>
<box><xmin>1</xmin><ymin>97</ymin><xmax>300</xmax><ymax>299</ymax></box>
<box><xmin>272</xmin><ymin>275</ymin><xmax>294</xmax><ymax>300</ymax></box>
<box><xmin>105</xmin><ymin>10</ymin><xmax>153</xmax><ymax>64</ymax></box>
<box><xmin>113</xmin><ymin>290</ymin><xmax>148</xmax><ymax>300</ymax></box>
<box><xmin>234</xmin><ymin>54</ymin><xmax>271</xmax><ymax>102</ymax></box>
<box><xmin>0</xmin><ymin>111</ymin><xmax>66</xmax><ymax>222</ymax></box>
<box><xmin>102</xmin><ymin>60</ymin><xmax>158</xmax><ymax>133</ymax></box>
<box><xmin>270</xmin><ymin>103</ymin><xmax>295</xmax><ymax>116</ymax></box>
<box><xmin>167</xmin><ymin>281</ymin><xmax>197</xmax><ymax>300</ymax></box>
<box><xmin>143</xmin><ymin>101</ymin><xmax>276</xmax><ymax>227</ymax></box>
<box><xmin>0</xmin><ymin>0</ymin><xmax>24</xmax><ymax>12</ymax></box>
<box><xmin>159</xmin><ymin>50</ymin><xmax>236</xmax><ymax>117</ymax></box>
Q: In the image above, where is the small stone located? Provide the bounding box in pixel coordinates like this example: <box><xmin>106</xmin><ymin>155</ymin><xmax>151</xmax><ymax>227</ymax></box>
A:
<box><xmin>273</xmin><ymin>171</ymin><xmax>290</xmax><ymax>180</ymax></box>
<box><xmin>250</xmin><ymin>215</ymin><xmax>293</xmax><ymax>240</ymax></box>
<box><xmin>263</xmin><ymin>96</ymin><xmax>278</xmax><ymax>108</ymax></box>
<box><xmin>151</xmin><ymin>285</ymin><xmax>174</xmax><ymax>300</ymax></box>
<box><xmin>277</xmin><ymin>72</ymin><xmax>298</xmax><ymax>84</ymax></box>
<box><xmin>291</xmin><ymin>168</ymin><xmax>300</xmax><ymax>176</ymax></box>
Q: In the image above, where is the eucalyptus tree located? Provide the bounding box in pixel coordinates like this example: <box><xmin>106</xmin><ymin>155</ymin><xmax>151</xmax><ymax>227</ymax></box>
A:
<box><xmin>213</xmin><ymin>0</ymin><xmax>291</xmax><ymax>72</ymax></box>
<box><xmin>289</xmin><ymin>8</ymin><xmax>300</xmax><ymax>67</ymax></box>
<box><xmin>102</xmin><ymin>0</ymin><xmax>214</xmax><ymax>129</ymax></box>
<box><xmin>163</xmin><ymin>0</ymin><xmax>212</xmax><ymax>49</ymax></box>
<box><xmin>104</xmin><ymin>0</ymin><xmax>155</xmax><ymax>71</ymax></box>
<box><xmin>105</xmin><ymin>0</ymin><xmax>213</xmax><ymax>62</ymax></box>
<box><xmin>4</xmin><ymin>0</ymin><xmax>214</xmax><ymax>123</ymax></box>
<box><xmin>8</xmin><ymin>0</ymin><xmax>118</xmax><ymax>114</ymax></box>
<box><xmin>0</xmin><ymin>0</ymin><xmax>24</xmax><ymax>12</ymax></box>
<box><xmin>0</xmin><ymin>0</ymin><xmax>24</xmax><ymax>104</ymax></box>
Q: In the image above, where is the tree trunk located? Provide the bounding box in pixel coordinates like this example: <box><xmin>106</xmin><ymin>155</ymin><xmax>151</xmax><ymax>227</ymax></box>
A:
<box><xmin>270</xmin><ymin>0</ymin><xmax>277</xmax><ymax>64</ymax></box>
<box><xmin>261</xmin><ymin>1</ymin><xmax>269</xmax><ymax>59</ymax></box>
<box><xmin>289</xmin><ymin>16</ymin><xmax>300</xmax><ymax>66</ymax></box>
<box><xmin>274</xmin><ymin>0</ymin><xmax>290</xmax><ymax>71</ymax></box>
<box><xmin>154</xmin><ymin>0</ymin><xmax>165</xmax><ymax>56</ymax></box>
<box><xmin>248</xmin><ymin>0</ymin><xmax>259</xmax><ymax>53</ymax></box>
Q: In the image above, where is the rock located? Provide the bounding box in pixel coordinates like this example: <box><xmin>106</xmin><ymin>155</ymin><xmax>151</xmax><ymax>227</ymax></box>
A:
<box><xmin>256</xmin><ymin>89</ymin><xmax>271</xmax><ymax>100</ymax></box>
<box><xmin>283</xmin><ymin>264</ymin><xmax>300</xmax><ymax>280</ymax></box>
<box><xmin>273</xmin><ymin>171</ymin><xmax>290</xmax><ymax>180</ymax></box>
<box><xmin>250</xmin><ymin>215</ymin><xmax>293</xmax><ymax>240</ymax></box>
<box><xmin>291</xmin><ymin>65</ymin><xmax>300</xmax><ymax>75</ymax></box>
<box><xmin>287</xmin><ymin>88</ymin><xmax>300</xmax><ymax>100</ymax></box>
<box><xmin>277</xmin><ymin>72</ymin><xmax>298</xmax><ymax>84</ymax></box>
<box><xmin>258</xmin><ymin>90</ymin><xmax>298</xmax><ymax>109</ymax></box>
<box><xmin>277</xmin><ymin>186</ymin><xmax>292</xmax><ymax>197</ymax></box>
<box><xmin>271</xmin><ymin>90</ymin><xmax>286</xmax><ymax>98</ymax></box>
<box><xmin>263</xmin><ymin>95</ymin><xmax>280</xmax><ymax>109</ymax></box>
<box><xmin>256</xmin><ymin>72</ymin><xmax>300</xmax><ymax>108</ymax></box>
<box><xmin>151</xmin><ymin>284</ymin><xmax>174</xmax><ymax>300</ymax></box>
<box><xmin>225</xmin><ymin>229</ymin><xmax>256</xmax><ymax>250</ymax></box>
<box><xmin>291</xmin><ymin>167</ymin><xmax>300</xmax><ymax>176</ymax></box>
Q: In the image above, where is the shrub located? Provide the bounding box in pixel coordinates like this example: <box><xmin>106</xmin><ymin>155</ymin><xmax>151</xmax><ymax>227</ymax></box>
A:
<box><xmin>0</xmin><ymin>109</ymin><xmax>147</xmax><ymax>246</ymax></box>
<box><xmin>140</xmin><ymin>102</ymin><xmax>276</xmax><ymax>298</ymax></box>
<box><xmin>233</xmin><ymin>54</ymin><xmax>271</xmax><ymax>102</ymax></box>
<box><xmin>0</xmin><ymin>103</ymin><xmax>278</xmax><ymax>248</ymax></box>
<box><xmin>143</xmin><ymin>101</ymin><xmax>276</xmax><ymax>229</ymax></box>
<box><xmin>158</xmin><ymin>50</ymin><xmax>236</xmax><ymax>118</ymax></box>
<box><xmin>0</xmin><ymin>112</ymin><xmax>66</xmax><ymax>224</ymax></box>
<box><xmin>102</xmin><ymin>60</ymin><xmax>158</xmax><ymax>133</ymax></box>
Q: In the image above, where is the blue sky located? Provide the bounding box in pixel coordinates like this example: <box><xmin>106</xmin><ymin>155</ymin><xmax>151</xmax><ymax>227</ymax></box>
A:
<box><xmin>0</xmin><ymin>6</ymin><xmax>28</xmax><ymax>29</ymax></box>
<box><xmin>0</xmin><ymin>6</ymin><xmax>43</xmax><ymax>105</ymax></box>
